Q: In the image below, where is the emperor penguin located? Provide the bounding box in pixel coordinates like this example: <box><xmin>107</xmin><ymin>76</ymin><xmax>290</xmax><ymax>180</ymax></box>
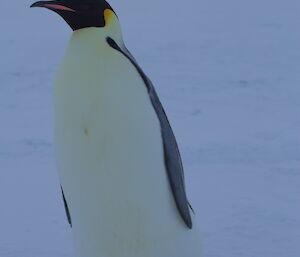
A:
<box><xmin>31</xmin><ymin>1</ymin><xmax>201</xmax><ymax>256</ymax></box>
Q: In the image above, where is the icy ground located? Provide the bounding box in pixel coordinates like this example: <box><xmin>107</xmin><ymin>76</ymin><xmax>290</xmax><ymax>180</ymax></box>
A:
<box><xmin>0</xmin><ymin>0</ymin><xmax>299</xmax><ymax>256</ymax></box>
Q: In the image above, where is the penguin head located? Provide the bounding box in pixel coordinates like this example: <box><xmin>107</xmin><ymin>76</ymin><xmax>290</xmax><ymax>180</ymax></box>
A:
<box><xmin>30</xmin><ymin>0</ymin><xmax>116</xmax><ymax>31</ymax></box>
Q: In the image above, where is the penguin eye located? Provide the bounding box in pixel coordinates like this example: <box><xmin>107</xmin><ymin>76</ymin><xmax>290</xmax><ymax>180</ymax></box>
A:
<box><xmin>80</xmin><ymin>5</ymin><xmax>91</xmax><ymax>10</ymax></box>
<box><xmin>80</xmin><ymin>4</ymin><xmax>94</xmax><ymax>11</ymax></box>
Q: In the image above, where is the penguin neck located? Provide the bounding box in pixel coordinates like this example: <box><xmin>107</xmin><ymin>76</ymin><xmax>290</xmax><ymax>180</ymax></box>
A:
<box><xmin>71</xmin><ymin>10</ymin><xmax>123</xmax><ymax>48</ymax></box>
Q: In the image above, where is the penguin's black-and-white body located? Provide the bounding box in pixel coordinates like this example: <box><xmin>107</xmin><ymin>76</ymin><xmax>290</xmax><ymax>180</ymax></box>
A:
<box><xmin>31</xmin><ymin>1</ymin><xmax>201</xmax><ymax>256</ymax></box>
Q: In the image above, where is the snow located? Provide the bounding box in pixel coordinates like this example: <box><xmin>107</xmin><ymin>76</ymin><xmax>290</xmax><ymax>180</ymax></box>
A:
<box><xmin>0</xmin><ymin>0</ymin><xmax>299</xmax><ymax>256</ymax></box>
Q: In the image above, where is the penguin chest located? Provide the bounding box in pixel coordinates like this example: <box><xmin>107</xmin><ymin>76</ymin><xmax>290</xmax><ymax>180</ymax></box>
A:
<box><xmin>54</xmin><ymin>41</ymin><xmax>167</xmax><ymax>198</ymax></box>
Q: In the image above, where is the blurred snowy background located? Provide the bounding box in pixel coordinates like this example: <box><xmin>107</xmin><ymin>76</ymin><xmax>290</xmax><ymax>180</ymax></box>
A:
<box><xmin>0</xmin><ymin>0</ymin><xmax>299</xmax><ymax>256</ymax></box>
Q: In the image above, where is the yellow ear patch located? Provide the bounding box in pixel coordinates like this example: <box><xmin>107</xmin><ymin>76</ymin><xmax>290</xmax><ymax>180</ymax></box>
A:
<box><xmin>104</xmin><ymin>9</ymin><xmax>114</xmax><ymax>26</ymax></box>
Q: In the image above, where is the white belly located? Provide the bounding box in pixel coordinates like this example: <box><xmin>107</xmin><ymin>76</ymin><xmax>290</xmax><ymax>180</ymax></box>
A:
<box><xmin>54</xmin><ymin>28</ymin><xmax>200</xmax><ymax>257</ymax></box>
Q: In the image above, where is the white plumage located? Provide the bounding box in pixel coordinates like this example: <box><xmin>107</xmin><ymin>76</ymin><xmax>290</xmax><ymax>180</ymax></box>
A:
<box><xmin>48</xmin><ymin>5</ymin><xmax>200</xmax><ymax>257</ymax></box>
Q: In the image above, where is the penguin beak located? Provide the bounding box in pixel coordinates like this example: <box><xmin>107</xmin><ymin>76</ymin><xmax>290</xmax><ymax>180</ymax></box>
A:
<box><xmin>30</xmin><ymin>1</ymin><xmax>76</xmax><ymax>12</ymax></box>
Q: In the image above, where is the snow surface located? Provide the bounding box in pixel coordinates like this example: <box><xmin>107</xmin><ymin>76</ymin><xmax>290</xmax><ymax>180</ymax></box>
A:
<box><xmin>1</xmin><ymin>0</ymin><xmax>300</xmax><ymax>256</ymax></box>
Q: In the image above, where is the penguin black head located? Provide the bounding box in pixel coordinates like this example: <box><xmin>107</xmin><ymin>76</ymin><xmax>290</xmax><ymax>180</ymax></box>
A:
<box><xmin>30</xmin><ymin>0</ymin><xmax>115</xmax><ymax>31</ymax></box>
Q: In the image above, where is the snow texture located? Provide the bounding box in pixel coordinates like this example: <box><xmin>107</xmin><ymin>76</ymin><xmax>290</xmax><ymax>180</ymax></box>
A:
<box><xmin>0</xmin><ymin>0</ymin><xmax>299</xmax><ymax>256</ymax></box>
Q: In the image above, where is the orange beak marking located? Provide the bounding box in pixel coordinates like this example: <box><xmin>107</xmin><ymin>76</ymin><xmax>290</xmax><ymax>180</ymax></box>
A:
<box><xmin>44</xmin><ymin>4</ymin><xmax>75</xmax><ymax>12</ymax></box>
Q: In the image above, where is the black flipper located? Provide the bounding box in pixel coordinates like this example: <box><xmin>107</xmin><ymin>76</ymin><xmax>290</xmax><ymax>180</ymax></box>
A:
<box><xmin>61</xmin><ymin>186</ymin><xmax>72</xmax><ymax>227</ymax></box>
<box><xmin>107</xmin><ymin>37</ymin><xmax>193</xmax><ymax>229</ymax></box>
